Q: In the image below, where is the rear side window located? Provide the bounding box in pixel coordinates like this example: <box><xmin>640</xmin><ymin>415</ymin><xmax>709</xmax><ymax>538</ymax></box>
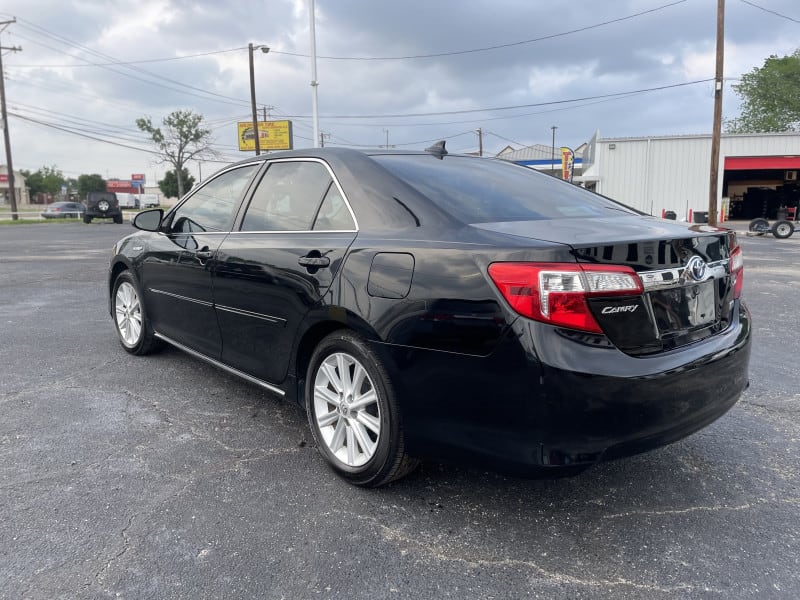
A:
<box><xmin>312</xmin><ymin>185</ymin><xmax>355</xmax><ymax>231</ymax></box>
<box><xmin>373</xmin><ymin>155</ymin><xmax>634</xmax><ymax>223</ymax></box>
<box><xmin>241</xmin><ymin>161</ymin><xmax>334</xmax><ymax>231</ymax></box>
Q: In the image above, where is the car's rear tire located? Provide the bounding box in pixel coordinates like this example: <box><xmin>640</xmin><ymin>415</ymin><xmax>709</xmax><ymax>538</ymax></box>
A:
<box><xmin>772</xmin><ymin>219</ymin><xmax>794</xmax><ymax>239</ymax></box>
<box><xmin>114</xmin><ymin>214</ymin><xmax>123</xmax><ymax>224</ymax></box>
<box><xmin>83</xmin><ymin>215</ymin><xmax>92</xmax><ymax>224</ymax></box>
<box><xmin>112</xmin><ymin>271</ymin><xmax>161</xmax><ymax>355</ymax></box>
<box><xmin>306</xmin><ymin>331</ymin><xmax>418</xmax><ymax>487</ymax></box>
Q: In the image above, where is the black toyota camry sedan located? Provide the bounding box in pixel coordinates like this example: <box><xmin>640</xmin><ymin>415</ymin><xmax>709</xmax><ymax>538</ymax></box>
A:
<box><xmin>108</xmin><ymin>146</ymin><xmax>751</xmax><ymax>487</ymax></box>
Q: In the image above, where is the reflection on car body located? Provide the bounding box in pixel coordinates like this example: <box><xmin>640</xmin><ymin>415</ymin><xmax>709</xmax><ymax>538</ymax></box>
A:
<box><xmin>109</xmin><ymin>146</ymin><xmax>751</xmax><ymax>487</ymax></box>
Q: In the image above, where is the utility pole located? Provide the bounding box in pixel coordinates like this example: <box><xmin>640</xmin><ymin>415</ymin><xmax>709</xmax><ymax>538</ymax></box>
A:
<box><xmin>383</xmin><ymin>129</ymin><xmax>389</xmax><ymax>149</ymax></box>
<box><xmin>0</xmin><ymin>20</ymin><xmax>21</xmax><ymax>221</ymax></box>
<box><xmin>708</xmin><ymin>0</ymin><xmax>725</xmax><ymax>227</ymax></box>
<box><xmin>476</xmin><ymin>128</ymin><xmax>483</xmax><ymax>157</ymax></box>
<box><xmin>551</xmin><ymin>126</ymin><xmax>558</xmax><ymax>177</ymax></box>
<box><xmin>248</xmin><ymin>43</ymin><xmax>261</xmax><ymax>156</ymax></box>
<box><xmin>319</xmin><ymin>132</ymin><xmax>330</xmax><ymax>147</ymax></box>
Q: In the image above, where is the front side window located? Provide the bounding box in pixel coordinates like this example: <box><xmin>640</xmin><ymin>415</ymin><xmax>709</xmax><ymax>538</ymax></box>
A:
<box><xmin>241</xmin><ymin>161</ymin><xmax>334</xmax><ymax>231</ymax></box>
<box><xmin>170</xmin><ymin>164</ymin><xmax>259</xmax><ymax>233</ymax></box>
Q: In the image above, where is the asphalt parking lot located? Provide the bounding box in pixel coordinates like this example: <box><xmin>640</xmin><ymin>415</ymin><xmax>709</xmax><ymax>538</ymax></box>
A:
<box><xmin>1</xmin><ymin>221</ymin><xmax>798</xmax><ymax>599</ymax></box>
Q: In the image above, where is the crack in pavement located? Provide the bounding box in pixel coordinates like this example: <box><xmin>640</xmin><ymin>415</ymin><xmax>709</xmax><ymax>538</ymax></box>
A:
<box><xmin>354</xmin><ymin>513</ymin><xmax>717</xmax><ymax>595</ymax></box>
<box><xmin>92</xmin><ymin>514</ymin><xmax>135</xmax><ymax>590</ymax></box>
<box><xmin>600</xmin><ymin>496</ymin><xmax>800</xmax><ymax>519</ymax></box>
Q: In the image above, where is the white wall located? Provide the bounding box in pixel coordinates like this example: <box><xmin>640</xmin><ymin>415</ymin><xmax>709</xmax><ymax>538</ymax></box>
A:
<box><xmin>587</xmin><ymin>133</ymin><xmax>800</xmax><ymax>219</ymax></box>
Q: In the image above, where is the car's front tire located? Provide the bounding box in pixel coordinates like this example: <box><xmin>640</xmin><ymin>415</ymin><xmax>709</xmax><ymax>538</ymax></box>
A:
<box><xmin>83</xmin><ymin>215</ymin><xmax>92</xmax><ymax>224</ymax></box>
<box><xmin>114</xmin><ymin>214</ymin><xmax>123</xmax><ymax>224</ymax></box>
<box><xmin>306</xmin><ymin>331</ymin><xmax>418</xmax><ymax>487</ymax></box>
<box><xmin>112</xmin><ymin>271</ymin><xmax>161</xmax><ymax>355</ymax></box>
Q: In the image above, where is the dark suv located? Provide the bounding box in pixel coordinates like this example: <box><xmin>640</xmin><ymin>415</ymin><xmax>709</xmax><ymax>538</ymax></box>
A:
<box><xmin>84</xmin><ymin>192</ymin><xmax>123</xmax><ymax>224</ymax></box>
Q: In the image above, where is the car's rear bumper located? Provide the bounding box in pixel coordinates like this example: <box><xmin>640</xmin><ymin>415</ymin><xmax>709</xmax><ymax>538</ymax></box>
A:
<box><xmin>380</xmin><ymin>301</ymin><xmax>751</xmax><ymax>473</ymax></box>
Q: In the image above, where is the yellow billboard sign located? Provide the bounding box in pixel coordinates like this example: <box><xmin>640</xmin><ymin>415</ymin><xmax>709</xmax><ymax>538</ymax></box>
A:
<box><xmin>238</xmin><ymin>120</ymin><xmax>294</xmax><ymax>151</ymax></box>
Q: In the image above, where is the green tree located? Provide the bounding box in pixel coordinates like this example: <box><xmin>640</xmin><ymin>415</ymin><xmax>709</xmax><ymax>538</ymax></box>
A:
<box><xmin>726</xmin><ymin>49</ymin><xmax>800</xmax><ymax>133</ymax></box>
<box><xmin>76</xmin><ymin>174</ymin><xmax>107</xmax><ymax>199</ymax></box>
<box><xmin>136</xmin><ymin>110</ymin><xmax>214</xmax><ymax>199</ymax></box>
<box><xmin>158</xmin><ymin>168</ymin><xmax>195</xmax><ymax>199</ymax></box>
<box><xmin>21</xmin><ymin>165</ymin><xmax>66</xmax><ymax>197</ymax></box>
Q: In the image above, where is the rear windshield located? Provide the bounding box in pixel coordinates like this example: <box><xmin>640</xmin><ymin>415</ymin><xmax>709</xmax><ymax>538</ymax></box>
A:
<box><xmin>372</xmin><ymin>154</ymin><xmax>635</xmax><ymax>223</ymax></box>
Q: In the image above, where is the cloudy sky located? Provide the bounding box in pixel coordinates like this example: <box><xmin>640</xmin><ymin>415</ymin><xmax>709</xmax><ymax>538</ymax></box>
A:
<box><xmin>1</xmin><ymin>0</ymin><xmax>798</xmax><ymax>184</ymax></box>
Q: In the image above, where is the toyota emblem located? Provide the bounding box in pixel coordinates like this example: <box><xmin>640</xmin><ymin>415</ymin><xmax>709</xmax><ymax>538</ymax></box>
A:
<box><xmin>684</xmin><ymin>255</ymin><xmax>708</xmax><ymax>282</ymax></box>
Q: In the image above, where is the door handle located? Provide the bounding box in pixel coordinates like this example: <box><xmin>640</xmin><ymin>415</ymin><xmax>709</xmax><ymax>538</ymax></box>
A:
<box><xmin>196</xmin><ymin>248</ymin><xmax>213</xmax><ymax>260</ymax></box>
<box><xmin>298</xmin><ymin>255</ymin><xmax>330</xmax><ymax>268</ymax></box>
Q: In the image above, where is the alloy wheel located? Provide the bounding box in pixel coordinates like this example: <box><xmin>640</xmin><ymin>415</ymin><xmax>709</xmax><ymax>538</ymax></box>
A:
<box><xmin>115</xmin><ymin>281</ymin><xmax>142</xmax><ymax>347</ymax></box>
<box><xmin>313</xmin><ymin>352</ymin><xmax>381</xmax><ymax>467</ymax></box>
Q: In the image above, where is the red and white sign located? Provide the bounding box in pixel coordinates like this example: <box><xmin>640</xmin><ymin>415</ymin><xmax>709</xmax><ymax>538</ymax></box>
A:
<box><xmin>107</xmin><ymin>180</ymin><xmax>132</xmax><ymax>190</ymax></box>
<box><xmin>131</xmin><ymin>173</ymin><xmax>146</xmax><ymax>182</ymax></box>
<box><xmin>0</xmin><ymin>174</ymin><xmax>8</xmax><ymax>183</ymax></box>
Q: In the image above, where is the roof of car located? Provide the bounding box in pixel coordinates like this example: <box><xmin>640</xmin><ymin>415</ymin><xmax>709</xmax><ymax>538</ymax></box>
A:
<box><xmin>226</xmin><ymin>146</ymin><xmax>481</xmax><ymax>168</ymax></box>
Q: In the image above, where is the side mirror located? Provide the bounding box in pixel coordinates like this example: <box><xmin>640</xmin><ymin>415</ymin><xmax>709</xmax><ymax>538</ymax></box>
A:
<box><xmin>132</xmin><ymin>208</ymin><xmax>164</xmax><ymax>232</ymax></box>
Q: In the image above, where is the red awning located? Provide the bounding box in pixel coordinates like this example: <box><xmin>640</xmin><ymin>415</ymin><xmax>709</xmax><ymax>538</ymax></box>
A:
<box><xmin>724</xmin><ymin>156</ymin><xmax>800</xmax><ymax>170</ymax></box>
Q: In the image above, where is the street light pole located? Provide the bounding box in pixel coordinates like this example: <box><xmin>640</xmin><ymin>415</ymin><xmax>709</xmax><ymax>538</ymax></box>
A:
<box><xmin>309</xmin><ymin>0</ymin><xmax>320</xmax><ymax>148</ymax></box>
<box><xmin>551</xmin><ymin>126</ymin><xmax>558</xmax><ymax>177</ymax></box>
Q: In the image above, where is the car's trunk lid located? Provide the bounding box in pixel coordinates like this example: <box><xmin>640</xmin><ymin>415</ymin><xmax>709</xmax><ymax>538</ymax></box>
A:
<box><xmin>475</xmin><ymin>217</ymin><xmax>739</xmax><ymax>355</ymax></box>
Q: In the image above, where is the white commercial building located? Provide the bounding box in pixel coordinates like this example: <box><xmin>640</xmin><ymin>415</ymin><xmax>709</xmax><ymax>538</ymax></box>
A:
<box><xmin>577</xmin><ymin>131</ymin><xmax>800</xmax><ymax>222</ymax></box>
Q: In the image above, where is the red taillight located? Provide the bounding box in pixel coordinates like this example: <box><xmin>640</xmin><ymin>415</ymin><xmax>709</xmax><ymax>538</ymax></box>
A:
<box><xmin>488</xmin><ymin>262</ymin><xmax>643</xmax><ymax>333</ymax></box>
<box><xmin>730</xmin><ymin>244</ymin><xmax>744</xmax><ymax>299</ymax></box>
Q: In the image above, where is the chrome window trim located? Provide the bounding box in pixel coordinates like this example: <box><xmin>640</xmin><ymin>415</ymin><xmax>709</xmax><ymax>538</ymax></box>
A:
<box><xmin>235</xmin><ymin>157</ymin><xmax>359</xmax><ymax>234</ymax></box>
<box><xmin>227</xmin><ymin>229</ymin><xmax>358</xmax><ymax>235</ymax></box>
<box><xmin>153</xmin><ymin>332</ymin><xmax>285</xmax><ymax>397</ymax></box>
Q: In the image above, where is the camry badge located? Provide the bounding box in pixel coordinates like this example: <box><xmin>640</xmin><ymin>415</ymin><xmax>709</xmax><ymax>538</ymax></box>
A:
<box><xmin>684</xmin><ymin>256</ymin><xmax>708</xmax><ymax>282</ymax></box>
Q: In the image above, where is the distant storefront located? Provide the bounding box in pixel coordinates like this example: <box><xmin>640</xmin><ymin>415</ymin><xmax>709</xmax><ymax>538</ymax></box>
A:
<box><xmin>0</xmin><ymin>165</ymin><xmax>30</xmax><ymax>206</ymax></box>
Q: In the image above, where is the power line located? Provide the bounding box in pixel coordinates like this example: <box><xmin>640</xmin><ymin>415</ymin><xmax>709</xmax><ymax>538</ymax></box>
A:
<box><xmin>269</xmin><ymin>0</ymin><xmax>687</xmax><ymax>61</ymax></box>
<box><xmin>279</xmin><ymin>79</ymin><xmax>714</xmax><ymax>120</ymax></box>
<box><xmin>740</xmin><ymin>0</ymin><xmax>800</xmax><ymax>23</ymax></box>
<box><xmin>327</xmin><ymin>129</ymin><xmax>475</xmax><ymax>149</ymax></box>
<box><xmin>11</xmin><ymin>110</ymin><xmax>244</xmax><ymax>162</ymax></box>
<box><xmin>9</xmin><ymin>111</ymin><xmax>159</xmax><ymax>155</ymax></box>
<box><xmin>11</xmin><ymin>22</ymin><xmax>252</xmax><ymax>108</ymax></box>
<box><xmin>485</xmin><ymin>131</ymin><xmax>530</xmax><ymax>148</ymax></box>
<box><xmin>3</xmin><ymin>1</ymin><xmax>688</xmax><ymax>69</ymax></box>
<box><xmin>11</xmin><ymin>46</ymin><xmax>247</xmax><ymax>68</ymax></box>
